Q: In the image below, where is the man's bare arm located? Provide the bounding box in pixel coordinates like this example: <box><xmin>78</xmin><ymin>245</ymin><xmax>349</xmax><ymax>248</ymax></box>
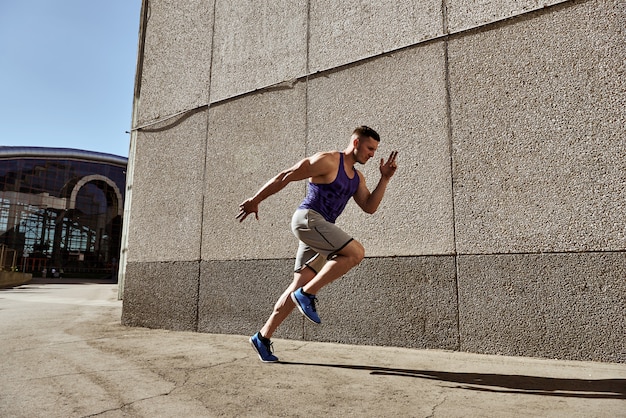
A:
<box><xmin>237</xmin><ymin>152</ymin><xmax>336</xmax><ymax>222</ymax></box>
<box><xmin>353</xmin><ymin>151</ymin><xmax>398</xmax><ymax>214</ymax></box>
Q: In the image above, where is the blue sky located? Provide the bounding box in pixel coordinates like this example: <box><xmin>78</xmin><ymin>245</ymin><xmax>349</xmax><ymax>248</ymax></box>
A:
<box><xmin>0</xmin><ymin>1</ymin><xmax>141</xmax><ymax>157</ymax></box>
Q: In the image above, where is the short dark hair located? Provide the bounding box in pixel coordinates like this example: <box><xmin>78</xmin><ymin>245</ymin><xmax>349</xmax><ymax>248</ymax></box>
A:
<box><xmin>353</xmin><ymin>125</ymin><xmax>380</xmax><ymax>142</ymax></box>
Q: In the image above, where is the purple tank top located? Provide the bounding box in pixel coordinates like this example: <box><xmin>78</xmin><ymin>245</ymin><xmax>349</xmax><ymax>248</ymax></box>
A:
<box><xmin>298</xmin><ymin>153</ymin><xmax>360</xmax><ymax>223</ymax></box>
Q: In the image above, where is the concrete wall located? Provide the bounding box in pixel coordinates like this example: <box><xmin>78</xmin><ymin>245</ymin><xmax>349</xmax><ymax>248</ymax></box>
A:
<box><xmin>0</xmin><ymin>272</ymin><xmax>32</xmax><ymax>289</ymax></box>
<box><xmin>121</xmin><ymin>0</ymin><xmax>625</xmax><ymax>363</ymax></box>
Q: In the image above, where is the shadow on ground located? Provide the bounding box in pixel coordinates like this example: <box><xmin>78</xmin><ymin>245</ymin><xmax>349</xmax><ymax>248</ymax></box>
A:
<box><xmin>279</xmin><ymin>362</ymin><xmax>626</xmax><ymax>399</ymax></box>
<box><xmin>27</xmin><ymin>277</ymin><xmax>118</xmax><ymax>285</ymax></box>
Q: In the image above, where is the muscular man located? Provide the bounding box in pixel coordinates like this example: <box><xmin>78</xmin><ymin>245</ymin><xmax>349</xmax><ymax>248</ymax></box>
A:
<box><xmin>237</xmin><ymin>126</ymin><xmax>398</xmax><ymax>362</ymax></box>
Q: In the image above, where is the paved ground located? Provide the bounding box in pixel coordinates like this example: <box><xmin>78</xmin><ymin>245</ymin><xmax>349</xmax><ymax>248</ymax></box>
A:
<box><xmin>0</xmin><ymin>278</ymin><xmax>624</xmax><ymax>417</ymax></box>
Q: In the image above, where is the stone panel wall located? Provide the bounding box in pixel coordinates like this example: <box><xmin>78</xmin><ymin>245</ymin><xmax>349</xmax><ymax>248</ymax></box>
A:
<box><xmin>121</xmin><ymin>0</ymin><xmax>625</xmax><ymax>363</ymax></box>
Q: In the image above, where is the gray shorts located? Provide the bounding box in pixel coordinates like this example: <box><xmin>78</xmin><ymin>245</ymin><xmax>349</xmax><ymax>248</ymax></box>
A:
<box><xmin>291</xmin><ymin>209</ymin><xmax>353</xmax><ymax>273</ymax></box>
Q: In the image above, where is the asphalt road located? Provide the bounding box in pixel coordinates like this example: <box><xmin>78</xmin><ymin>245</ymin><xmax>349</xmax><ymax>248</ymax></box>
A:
<box><xmin>1</xmin><ymin>278</ymin><xmax>624</xmax><ymax>417</ymax></box>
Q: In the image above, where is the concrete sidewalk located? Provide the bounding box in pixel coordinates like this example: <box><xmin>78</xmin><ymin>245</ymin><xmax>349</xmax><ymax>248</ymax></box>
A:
<box><xmin>0</xmin><ymin>280</ymin><xmax>624</xmax><ymax>417</ymax></box>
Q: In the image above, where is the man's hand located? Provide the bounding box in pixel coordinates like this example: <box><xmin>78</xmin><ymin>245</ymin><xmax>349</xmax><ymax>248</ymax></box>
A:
<box><xmin>237</xmin><ymin>198</ymin><xmax>259</xmax><ymax>222</ymax></box>
<box><xmin>379</xmin><ymin>151</ymin><xmax>398</xmax><ymax>180</ymax></box>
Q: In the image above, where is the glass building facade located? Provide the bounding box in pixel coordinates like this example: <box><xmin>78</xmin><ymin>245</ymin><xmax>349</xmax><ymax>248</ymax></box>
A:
<box><xmin>0</xmin><ymin>147</ymin><xmax>127</xmax><ymax>278</ymax></box>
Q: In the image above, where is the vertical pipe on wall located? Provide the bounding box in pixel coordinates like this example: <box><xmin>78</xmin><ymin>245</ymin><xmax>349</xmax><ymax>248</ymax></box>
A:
<box><xmin>441</xmin><ymin>0</ymin><xmax>462</xmax><ymax>350</ymax></box>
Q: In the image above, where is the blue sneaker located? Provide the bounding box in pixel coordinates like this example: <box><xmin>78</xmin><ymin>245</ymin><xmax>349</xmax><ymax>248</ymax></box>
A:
<box><xmin>249</xmin><ymin>332</ymin><xmax>278</xmax><ymax>363</ymax></box>
<box><xmin>291</xmin><ymin>288</ymin><xmax>321</xmax><ymax>324</ymax></box>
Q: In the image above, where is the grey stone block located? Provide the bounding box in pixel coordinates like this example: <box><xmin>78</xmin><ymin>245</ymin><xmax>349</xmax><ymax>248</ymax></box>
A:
<box><xmin>445</xmin><ymin>0</ymin><xmax>569</xmax><ymax>34</ymax></box>
<box><xmin>198</xmin><ymin>259</ymin><xmax>303</xmax><ymax>340</ymax></box>
<box><xmin>136</xmin><ymin>0</ymin><xmax>213</xmax><ymax>126</ymax></box>
<box><xmin>305</xmin><ymin>256</ymin><xmax>459</xmax><ymax>350</ymax></box>
<box><xmin>449</xmin><ymin>0</ymin><xmax>626</xmax><ymax>254</ymax></box>
<box><xmin>198</xmin><ymin>256</ymin><xmax>459</xmax><ymax>352</ymax></box>
<box><xmin>457</xmin><ymin>252</ymin><xmax>626</xmax><ymax>363</ymax></box>
<box><xmin>309</xmin><ymin>0</ymin><xmax>443</xmax><ymax>73</ymax></box>
<box><xmin>122</xmin><ymin>261</ymin><xmax>200</xmax><ymax>332</ymax></box>
<box><xmin>203</xmin><ymin>82</ymin><xmax>307</xmax><ymax>261</ymax></box>
<box><xmin>127</xmin><ymin>109</ymin><xmax>208</xmax><ymax>263</ymax></box>
<box><xmin>210</xmin><ymin>0</ymin><xmax>308</xmax><ymax>102</ymax></box>
<box><xmin>307</xmin><ymin>41</ymin><xmax>455</xmax><ymax>257</ymax></box>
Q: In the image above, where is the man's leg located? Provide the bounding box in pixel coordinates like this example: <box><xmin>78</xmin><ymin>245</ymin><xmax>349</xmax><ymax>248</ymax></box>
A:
<box><xmin>302</xmin><ymin>239</ymin><xmax>365</xmax><ymax>295</ymax></box>
<box><xmin>260</xmin><ymin>266</ymin><xmax>316</xmax><ymax>339</ymax></box>
<box><xmin>291</xmin><ymin>240</ymin><xmax>365</xmax><ymax>323</ymax></box>
<box><xmin>250</xmin><ymin>266</ymin><xmax>316</xmax><ymax>362</ymax></box>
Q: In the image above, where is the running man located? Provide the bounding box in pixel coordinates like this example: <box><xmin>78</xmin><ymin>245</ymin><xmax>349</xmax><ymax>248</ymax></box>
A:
<box><xmin>237</xmin><ymin>126</ymin><xmax>398</xmax><ymax>362</ymax></box>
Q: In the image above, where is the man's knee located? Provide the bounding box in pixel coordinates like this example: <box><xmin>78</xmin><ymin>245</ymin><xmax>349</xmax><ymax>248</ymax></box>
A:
<box><xmin>344</xmin><ymin>240</ymin><xmax>365</xmax><ymax>266</ymax></box>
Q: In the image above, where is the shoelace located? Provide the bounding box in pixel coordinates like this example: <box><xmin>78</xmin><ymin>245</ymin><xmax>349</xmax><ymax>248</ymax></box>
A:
<box><xmin>309</xmin><ymin>295</ymin><xmax>318</xmax><ymax>312</ymax></box>
<box><xmin>265</xmin><ymin>340</ymin><xmax>274</xmax><ymax>354</ymax></box>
